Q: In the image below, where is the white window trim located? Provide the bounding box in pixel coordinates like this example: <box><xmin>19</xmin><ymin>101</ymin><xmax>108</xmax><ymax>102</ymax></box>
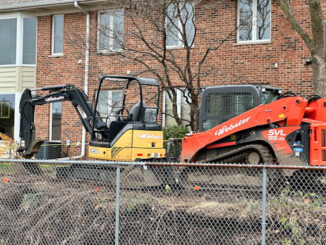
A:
<box><xmin>237</xmin><ymin>0</ymin><xmax>272</xmax><ymax>44</ymax></box>
<box><xmin>166</xmin><ymin>3</ymin><xmax>195</xmax><ymax>49</ymax></box>
<box><xmin>49</xmin><ymin>103</ymin><xmax>61</xmax><ymax>142</ymax></box>
<box><xmin>0</xmin><ymin>13</ymin><xmax>37</xmax><ymax>67</ymax></box>
<box><xmin>97</xmin><ymin>9</ymin><xmax>124</xmax><ymax>53</ymax></box>
<box><xmin>51</xmin><ymin>14</ymin><xmax>64</xmax><ymax>56</ymax></box>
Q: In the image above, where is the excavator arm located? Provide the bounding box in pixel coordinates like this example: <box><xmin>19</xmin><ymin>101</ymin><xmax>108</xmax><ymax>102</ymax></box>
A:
<box><xmin>18</xmin><ymin>84</ymin><xmax>108</xmax><ymax>157</ymax></box>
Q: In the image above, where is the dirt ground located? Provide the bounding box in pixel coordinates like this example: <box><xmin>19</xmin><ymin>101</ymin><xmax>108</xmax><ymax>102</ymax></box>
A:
<box><xmin>0</xmin><ymin>169</ymin><xmax>325</xmax><ymax>245</ymax></box>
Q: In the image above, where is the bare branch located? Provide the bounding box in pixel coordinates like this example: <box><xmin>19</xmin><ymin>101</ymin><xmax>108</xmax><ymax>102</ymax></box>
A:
<box><xmin>276</xmin><ymin>0</ymin><xmax>314</xmax><ymax>52</ymax></box>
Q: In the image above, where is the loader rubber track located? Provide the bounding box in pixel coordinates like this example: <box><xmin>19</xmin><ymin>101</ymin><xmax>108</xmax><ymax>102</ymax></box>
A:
<box><xmin>177</xmin><ymin>144</ymin><xmax>282</xmax><ymax>191</ymax></box>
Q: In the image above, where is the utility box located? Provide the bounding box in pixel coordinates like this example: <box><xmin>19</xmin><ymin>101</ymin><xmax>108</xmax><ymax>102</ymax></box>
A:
<box><xmin>35</xmin><ymin>141</ymin><xmax>61</xmax><ymax>159</ymax></box>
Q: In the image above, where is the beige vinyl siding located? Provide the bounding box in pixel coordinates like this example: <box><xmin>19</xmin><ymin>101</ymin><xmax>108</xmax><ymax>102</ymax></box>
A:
<box><xmin>0</xmin><ymin>66</ymin><xmax>36</xmax><ymax>92</ymax></box>
<box><xmin>21</xmin><ymin>67</ymin><xmax>36</xmax><ymax>89</ymax></box>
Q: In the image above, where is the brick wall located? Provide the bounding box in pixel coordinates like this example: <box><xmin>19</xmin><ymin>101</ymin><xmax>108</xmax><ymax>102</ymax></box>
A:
<box><xmin>34</xmin><ymin>0</ymin><xmax>324</xmax><ymax>157</ymax></box>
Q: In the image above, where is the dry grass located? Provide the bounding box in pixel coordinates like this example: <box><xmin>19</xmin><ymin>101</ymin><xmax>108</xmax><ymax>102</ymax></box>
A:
<box><xmin>0</xmin><ymin>172</ymin><xmax>325</xmax><ymax>244</ymax></box>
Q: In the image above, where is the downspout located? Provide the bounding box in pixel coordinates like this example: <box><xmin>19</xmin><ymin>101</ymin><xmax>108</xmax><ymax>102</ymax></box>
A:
<box><xmin>63</xmin><ymin>1</ymin><xmax>89</xmax><ymax>160</ymax></box>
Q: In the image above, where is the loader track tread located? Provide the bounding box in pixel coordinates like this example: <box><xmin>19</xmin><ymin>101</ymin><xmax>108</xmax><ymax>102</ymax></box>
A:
<box><xmin>178</xmin><ymin>144</ymin><xmax>279</xmax><ymax>191</ymax></box>
<box><xmin>197</xmin><ymin>144</ymin><xmax>276</xmax><ymax>164</ymax></box>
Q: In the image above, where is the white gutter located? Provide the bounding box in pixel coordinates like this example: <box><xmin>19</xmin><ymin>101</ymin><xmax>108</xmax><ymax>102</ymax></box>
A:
<box><xmin>0</xmin><ymin>0</ymin><xmax>75</xmax><ymax>11</ymax></box>
<box><xmin>64</xmin><ymin>0</ymin><xmax>90</xmax><ymax>160</ymax></box>
<box><xmin>0</xmin><ymin>0</ymin><xmax>107</xmax><ymax>12</ymax></box>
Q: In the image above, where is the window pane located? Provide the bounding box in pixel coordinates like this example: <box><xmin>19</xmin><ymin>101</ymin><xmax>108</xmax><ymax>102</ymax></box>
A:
<box><xmin>183</xmin><ymin>3</ymin><xmax>195</xmax><ymax>46</ymax></box>
<box><xmin>164</xmin><ymin>89</ymin><xmax>191</xmax><ymax>127</ymax></box>
<box><xmin>113</xmin><ymin>9</ymin><xmax>124</xmax><ymax>50</ymax></box>
<box><xmin>97</xmin><ymin>90</ymin><xmax>109</xmax><ymax>117</ymax></box>
<box><xmin>112</xmin><ymin>90</ymin><xmax>123</xmax><ymax>108</ymax></box>
<box><xmin>99</xmin><ymin>12</ymin><xmax>111</xmax><ymax>51</ymax></box>
<box><xmin>0</xmin><ymin>19</ymin><xmax>17</xmax><ymax>65</ymax></box>
<box><xmin>239</xmin><ymin>0</ymin><xmax>253</xmax><ymax>41</ymax></box>
<box><xmin>99</xmin><ymin>10</ymin><xmax>124</xmax><ymax>51</ymax></box>
<box><xmin>166</xmin><ymin>4</ymin><xmax>180</xmax><ymax>47</ymax></box>
<box><xmin>51</xmin><ymin>102</ymin><xmax>62</xmax><ymax>141</ymax></box>
<box><xmin>164</xmin><ymin>92</ymin><xmax>177</xmax><ymax>126</ymax></box>
<box><xmin>166</xmin><ymin>4</ymin><xmax>195</xmax><ymax>47</ymax></box>
<box><xmin>256</xmin><ymin>0</ymin><xmax>271</xmax><ymax>40</ymax></box>
<box><xmin>0</xmin><ymin>94</ymin><xmax>15</xmax><ymax>138</ymax></box>
<box><xmin>97</xmin><ymin>90</ymin><xmax>123</xmax><ymax>124</ymax></box>
<box><xmin>53</xmin><ymin>15</ymin><xmax>64</xmax><ymax>54</ymax></box>
<box><xmin>23</xmin><ymin>18</ymin><xmax>37</xmax><ymax>64</ymax></box>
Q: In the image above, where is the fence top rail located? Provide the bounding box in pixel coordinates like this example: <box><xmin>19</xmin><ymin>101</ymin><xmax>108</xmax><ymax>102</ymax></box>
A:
<box><xmin>146</xmin><ymin>162</ymin><xmax>326</xmax><ymax>170</ymax></box>
<box><xmin>1</xmin><ymin>158</ymin><xmax>326</xmax><ymax>170</ymax></box>
<box><xmin>0</xmin><ymin>158</ymin><xmax>145</xmax><ymax>166</ymax></box>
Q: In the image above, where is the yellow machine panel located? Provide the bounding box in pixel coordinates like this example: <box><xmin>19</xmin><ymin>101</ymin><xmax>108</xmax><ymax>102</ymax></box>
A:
<box><xmin>132</xmin><ymin>130</ymin><xmax>164</xmax><ymax>148</ymax></box>
<box><xmin>88</xmin><ymin>129</ymin><xmax>165</xmax><ymax>161</ymax></box>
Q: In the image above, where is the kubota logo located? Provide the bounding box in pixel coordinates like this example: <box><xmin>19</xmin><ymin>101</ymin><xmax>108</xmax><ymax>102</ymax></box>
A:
<box><xmin>137</xmin><ymin>133</ymin><xmax>162</xmax><ymax>139</ymax></box>
<box><xmin>215</xmin><ymin>116</ymin><xmax>251</xmax><ymax>136</ymax></box>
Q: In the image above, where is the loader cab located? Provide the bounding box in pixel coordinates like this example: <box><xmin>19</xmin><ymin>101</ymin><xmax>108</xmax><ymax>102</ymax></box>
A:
<box><xmin>91</xmin><ymin>75</ymin><xmax>161</xmax><ymax>145</ymax></box>
<box><xmin>199</xmin><ymin>85</ymin><xmax>282</xmax><ymax>132</ymax></box>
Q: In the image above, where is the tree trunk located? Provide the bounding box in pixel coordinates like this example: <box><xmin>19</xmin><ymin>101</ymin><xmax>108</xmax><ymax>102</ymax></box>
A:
<box><xmin>189</xmin><ymin>94</ymin><xmax>199</xmax><ymax>131</ymax></box>
<box><xmin>312</xmin><ymin>55</ymin><xmax>326</xmax><ymax>96</ymax></box>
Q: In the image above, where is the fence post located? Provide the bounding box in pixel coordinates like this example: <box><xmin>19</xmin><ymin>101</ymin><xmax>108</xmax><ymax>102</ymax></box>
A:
<box><xmin>261</xmin><ymin>167</ymin><xmax>267</xmax><ymax>245</ymax></box>
<box><xmin>115</xmin><ymin>165</ymin><xmax>121</xmax><ymax>245</ymax></box>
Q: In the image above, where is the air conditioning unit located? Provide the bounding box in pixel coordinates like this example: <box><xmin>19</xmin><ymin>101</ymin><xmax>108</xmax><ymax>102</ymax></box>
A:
<box><xmin>35</xmin><ymin>141</ymin><xmax>61</xmax><ymax>159</ymax></box>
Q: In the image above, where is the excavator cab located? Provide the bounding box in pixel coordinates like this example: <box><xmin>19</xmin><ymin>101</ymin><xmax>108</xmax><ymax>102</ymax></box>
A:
<box><xmin>199</xmin><ymin>85</ymin><xmax>282</xmax><ymax>132</ymax></box>
<box><xmin>89</xmin><ymin>75</ymin><xmax>165</xmax><ymax>161</ymax></box>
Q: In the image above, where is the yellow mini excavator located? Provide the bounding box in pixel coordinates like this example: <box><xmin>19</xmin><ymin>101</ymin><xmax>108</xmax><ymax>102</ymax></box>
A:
<box><xmin>18</xmin><ymin>75</ymin><xmax>167</xmax><ymax>182</ymax></box>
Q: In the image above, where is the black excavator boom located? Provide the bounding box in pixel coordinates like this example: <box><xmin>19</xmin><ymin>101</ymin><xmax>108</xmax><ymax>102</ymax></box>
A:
<box><xmin>18</xmin><ymin>84</ymin><xmax>108</xmax><ymax>158</ymax></box>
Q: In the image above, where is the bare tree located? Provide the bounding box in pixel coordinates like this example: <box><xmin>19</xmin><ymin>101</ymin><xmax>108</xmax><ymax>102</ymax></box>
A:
<box><xmin>95</xmin><ymin>0</ymin><xmax>237</xmax><ymax>130</ymax></box>
<box><xmin>276</xmin><ymin>0</ymin><xmax>325</xmax><ymax>96</ymax></box>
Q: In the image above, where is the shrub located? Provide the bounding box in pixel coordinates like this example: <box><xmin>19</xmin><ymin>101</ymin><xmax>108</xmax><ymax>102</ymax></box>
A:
<box><xmin>163</xmin><ymin>125</ymin><xmax>189</xmax><ymax>142</ymax></box>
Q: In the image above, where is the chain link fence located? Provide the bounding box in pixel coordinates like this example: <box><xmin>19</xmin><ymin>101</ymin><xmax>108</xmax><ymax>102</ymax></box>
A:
<box><xmin>0</xmin><ymin>159</ymin><xmax>326</xmax><ymax>244</ymax></box>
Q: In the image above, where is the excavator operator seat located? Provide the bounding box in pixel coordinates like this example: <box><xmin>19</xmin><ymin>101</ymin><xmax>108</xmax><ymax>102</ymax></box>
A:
<box><xmin>127</xmin><ymin>100</ymin><xmax>145</xmax><ymax>121</ymax></box>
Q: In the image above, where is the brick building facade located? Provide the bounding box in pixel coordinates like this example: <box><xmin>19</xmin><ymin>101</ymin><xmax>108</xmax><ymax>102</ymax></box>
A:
<box><xmin>0</xmin><ymin>0</ymin><xmax>325</xmax><ymax>158</ymax></box>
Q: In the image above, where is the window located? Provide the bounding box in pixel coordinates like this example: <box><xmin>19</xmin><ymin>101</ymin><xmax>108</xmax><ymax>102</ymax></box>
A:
<box><xmin>0</xmin><ymin>19</ymin><xmax>17</xmax><ymax>65</ymax></box>
<box><xmin>0</xmin><ymin>16</ymin><xmax>37</xmax><ymax>66</ymax></box>
<box><xmin>163</xmin><ymin>89</ymin><xmax>191</xmax><ymax>127</ymax></box>
<box><xmin>52</xmin><ymin>15</ymin><xmax>64</xmax><ymax>55</ymax></box>
<box><xmin>166</xmin><ymin>3</ymin><xmax>195</xmax><ymax>48</ymax></box>
<box><xmin>23</xmin><ymin>18</ymin><xmax>37</xmax><ymax>64</ymax></box>
<box><xmin>50</xmin><ymin>102</ymin><xmax>62</xmax><ymax>141</ymax></box>
<box><xmin>98</xmin><ymin>9</ymin><xmax>124</xmax><ymax>52</ymax></box>
<box><xmin>0</xmin><ymin>94</ymin><xmax>15</xmax><ymax>138</ymax></box>
<box><xmin>238</xmin><ymin>0</ymin><xmax>271</xmax><ymax>43</ymax></box>
<box><xmin>97</xmin><ymin>90</ymin><xmax>123</xmax><ymax>124</ymax></box>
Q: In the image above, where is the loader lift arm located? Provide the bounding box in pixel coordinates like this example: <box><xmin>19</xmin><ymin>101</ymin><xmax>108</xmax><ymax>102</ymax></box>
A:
<box><xmin>18</xmin><ymin>84</ymin><xmax>108</xmax><ymax>157</ymax></box>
